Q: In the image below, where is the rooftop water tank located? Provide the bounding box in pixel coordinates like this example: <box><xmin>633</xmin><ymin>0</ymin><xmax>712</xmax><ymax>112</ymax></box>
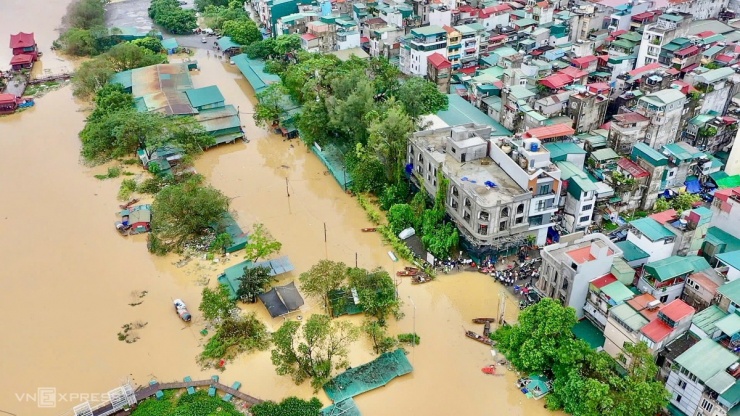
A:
<box><xmin>530</xmin><ymin>142</ymin><xmax>539</xmax><ymax>152</ymax></box>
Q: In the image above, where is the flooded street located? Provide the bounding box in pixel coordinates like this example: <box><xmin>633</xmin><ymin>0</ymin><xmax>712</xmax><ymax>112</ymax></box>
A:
<box><xmin>1</xmin><ymin>1</ymin><xmax>560</xmax><ymax>415</ymax></box>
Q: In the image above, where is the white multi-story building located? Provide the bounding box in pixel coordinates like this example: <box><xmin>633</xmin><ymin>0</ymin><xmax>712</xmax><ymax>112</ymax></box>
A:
<box><xmin>408</xmin><ymin>124</ymin><xmax>535</xmax><ymax>257</ymax></box>
<box><xmin>636</xmin><ymin>13</ymin><xmax>691</xmax><ymax>68</ymax></box>
<box><xmin>709</xmin><ymin>187</ymin><xmax>740</xmax><ymax>239</ymax></box>
<box><xmin>536</xmin><ymin>232</ymin><xmax>622</xmax><ymax>318</ymax></box>
<box><xmin>399</xmin><ymin>25</ymin><xmax>448</xmax><ymax>76</ymax></box>
<box><xmin>666</xmin><ymin>339</ymin><xmax>740</xmax><ymax>416</ymax></box>
<box><xmin>634</xmin><ymin>89</ymin><xmax>687</xmax><ymax>150</ymax></box>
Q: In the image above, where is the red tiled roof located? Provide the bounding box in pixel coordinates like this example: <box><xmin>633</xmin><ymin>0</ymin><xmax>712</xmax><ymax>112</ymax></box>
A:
<box><xmin>629</xmin><ymin>62</ymin><xmax>662</xmax><ymax>77</ymax></box>
<box><xmin>566</xmin><ymin>246</ymin><xmax>595</xmax><ymax>264</ymax></box>
<box><xmin>9</xmin><ymin>32</ymin><xmax>35</xmax><ymax>49</ymax></box>
<box><xmin>559</xmin><ymin>66</ymin><xmax>588</xmax><ymax>79</ymax></box>
<box><xmin>714</xmin><ymin>187</ymin><xmax>740</xmax><ymax>203</ymax></box>
<box><xmin>716</xmin><ymin>54</ymin><xmax>734</xmax><ymax>63</ymax></box>
<box><xmin>611</xmin><ymin>29</ymin><xmax>628</xmax><ymax>37</ymax></box>
<box><xmin>459</xmin><ymin>66</ymin><xmax>478</xmax><ymax>74</ymax></box>
<box><xmin>0</xmin><ymin>93</ymin><xmax>17</xmax><ymax>104</ymax></box>
<box><xmin>301</xmin><ymin>33</ymin><xmax>317</xmax><ymax>41</ymax></box>
<box><xmin>428</xmin><ymin>52</ymin><xmax>452</xmax><ymax>69</ymax></box>
<box><xmin>443</xmin><ymin>25</ymin><xmax>458</xmax><ymax>34</ymax></box>
<box><xmin>697</xmin><ymin>31</ymin><xmax>716</xmax><ymax>39</ymax></box>
<box><xmin>628</xmin><ymin>293</ymin><xmax>662</xmax><ymax>321</ymax></box>
<box><xmin>490</xmin><ymin>34</ymin><xmax>507</xmax><ymax>42</ymax></box>
<box><xmin>688</xmin><ymin>272</ymin><xmax>719</xmax><ymax>294</ymax></box>
<box><xmin>524</xmin><ymin>123</ymin><xmax>575</xmax><ymax>139</ymax></box>
<box><xmin>360</xmin><ymin>36</ymin><xmax>369</xmax><ymax>43</ymax></box>
<box><xmin>660</xmin><ymin>299</ymin><xmax>695</xmax><ymax>322</ymax></box>
<box><xmin>613</xmin><ymin>111</ymin><xmax>649</xmax><ymax>123</ymax></box>
<box><xmin>590</xmin><ymin>273</ymin><xmax>618</xmax><ymax>289</ymax></box>
<box><xmin>681</xmin><ymin>62</ymin><xmax>700</xmax><ymax>73</ymax></box>
<box><xmin>572</xmin><ymin>55</ymin><xmax>598</xmax><ymax>67</ymax></box>
<box><xmin>649</xmin><ymin>209</ymin><xmax>678</xmax><ymax>224</ymax></box>
<box><xmin>588</xmin><ymin>82</ymin><xmax>610</xmax><ymax>93</ymax></box>
<box><xmin>600</xmin><ymin>121</ymin><xmax>611</xmax><ymax>129</ymax></box>
<box><xmin>641</xmin><ymin>319</ymin><xmax>673</xmax><ymax>342</ymax></box>
<box><xmin>536</xmin><ymin>1</ymin><xmax>549</xmax><ymax>7</ymax></box>
<box><xmin>675</xmin><ymin>45</ymin><xmax>699</xmax><ymax>57</ymax></box>
<box><xmin>631</xmin><ymin>11</ymin><xmax>654</xmax><ymax>20</ymax></box>
<box><xmin>540</xmin><ymin>73</ymin><xmax>574</xmax><ymax>89</ymax></box>
<box><xmin>666</xmin><ymin>68</ymin><xmax>680</xmax><ymax>75</ymax></box>
<box><xmin>617</xmin><ymin>158</ymin><xmax>650</xmax><ymax>178</ymax></box>
<box><xmin>9</xmin><ymin>54</ymin><xmax>33</xmax><ymax>65</ymax></box>
<box><xmin>479</xmin><ymin>3</ymin><xmax>511</xmax><ymax>16</ymax></box>
<box><xmin>365</xmin><ymin>17</ymin><xmax>386</xmax><ymax>25</ymax></box>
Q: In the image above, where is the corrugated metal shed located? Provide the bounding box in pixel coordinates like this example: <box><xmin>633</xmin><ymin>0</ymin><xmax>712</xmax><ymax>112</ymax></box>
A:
<box><xmin>129</xmin><ymin>63</ymin><xmax>196</xmax><ymax>115</ymax></box>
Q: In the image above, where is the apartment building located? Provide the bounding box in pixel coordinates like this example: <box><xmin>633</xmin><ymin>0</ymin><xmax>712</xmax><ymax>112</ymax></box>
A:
<box><xmin>408</xmin><ymin>124</ymin><xmax>535</xmax><ymax>257</ymax></box>
<box><xmin>399</xmin><ymin>25</ymin><xmax>448</xmax><ymax>76</ymax></box>
<box><xmin>636</xmin><ymin>13</ymin><xmax>692</xmax><ymax>68</ymax></box>
<box><xmin>637</xmin><ymin>255</ymin><xmax>702</xmax><ymax>304</ymax></box>
<box><xmin>634</xmin><ymin>88</ymin><xmax>687</xmax><ymax>150</ymax></box>
<box><xmin>427</xmin><ymin>53</ymin><xmax>452</xmax><ymax>93</ymax></box>
<box><xmin>556</xmin><ymin>160</ymin><xmax>597</xmax><ymax>233</ymax></box>
<box><xmin>583</xmin><ymin>274</ymin><xmax>634</xmax><ymax>330</ymax></box>
<box><xmin>709</xmin><ymin>187</ymin><xmax>740</xmax><ymax>239</ymax></box>
<box><xmin>608</xmin><ymin>110</ymin><xmax>650</xmax><ymax>155</ymax></box>
<box><xmin>536</xmin><ymin>232</ymin><xmax>622</xmax><ymax>318</ymax></box>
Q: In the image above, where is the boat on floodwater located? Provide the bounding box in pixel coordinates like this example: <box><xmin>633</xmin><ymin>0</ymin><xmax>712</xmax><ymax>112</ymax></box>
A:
<box><xmin>174</xmin><ymin>299</ymin><xmax>191</xmax><ymax>322</ymax></box>
<box><xmin>465</xmin><ymin>330</ymin><xmax>493</xmax><ymax>346</ymax></box>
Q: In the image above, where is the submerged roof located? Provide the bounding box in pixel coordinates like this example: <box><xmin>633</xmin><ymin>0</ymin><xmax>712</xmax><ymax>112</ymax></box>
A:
<box><xmin>125</xmin><ymin>63</ymin><xmax>196</xmax><ymax>115</ymax></box>
<box><xmin>232</xmin><ymin>54</ymin><xmax>281</xmax><ymax>94</ymax></box>
<box><xmin>184</xmin><ymin>86</ymin><xmax>224</xmax><ymax>108</ymax></box>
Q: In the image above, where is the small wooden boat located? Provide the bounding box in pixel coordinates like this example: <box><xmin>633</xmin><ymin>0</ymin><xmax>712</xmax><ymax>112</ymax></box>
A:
<box><xmin>405</xmin><ymin>266</ymin><xmax>420</xmax><ymax>273</ymax></box>
<box><xmin>361</xmin><ymin>227</ymin><xmax>377</xmax><ymax>232</ymax></box>
<box><xmin>465</xmin><ymin>330</ymin><xmax>494</xmax><ymax>346</ymax></box>
<box><xmin>472</xmin><ymin>318</ymin><xmax>497</xmax><ymax>324</ymax></box>
<box><xmin>397</xmin><ymin>270</ymin><xmax>418</xmax><ymax>277</ymax></box>
<box><xmin>483</xmin><ymin>321</ymin><xmax>491</xmax><ymax>337</ymax></box>
<box><xmin>120</xmin><ymin>198</ymin><xmax>140</xmax><ymax>209</ymax></box>
<box><xmin>411</xmin><ymin>273</ymin><xmax>433</xmax><ymax>284</ymax></box>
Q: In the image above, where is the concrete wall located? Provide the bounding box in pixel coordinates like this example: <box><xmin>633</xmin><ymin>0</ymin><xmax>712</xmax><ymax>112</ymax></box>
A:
<box><xmin>626</xmin><ymin>231</ymin><xmax>674</xmax><ymax>263</ymax></box>
<box><xmin>603</xmin><ymin>315</ymin><xmax>638</xmax><ymax>363</ymax></box>
<box><xmin>666</xmin><ymin>371</ymin><xmax>704</xmax><ymax>416</ymax></box>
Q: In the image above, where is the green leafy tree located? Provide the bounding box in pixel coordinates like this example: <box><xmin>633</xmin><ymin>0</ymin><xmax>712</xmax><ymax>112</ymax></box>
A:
<box><xmin>236</xmin><ymin>265</ymin><xmax>274</xmax><ymax>303</ymax></box>
<box><xmin>63</xmin><ymin>0</ymin><xmax>106</xmax><ymax>30</ymax></box>
<box><xmin>347</xmin><ymin>267</ymin><xmax>401</xmax><ymax>324</ymax></box>
<box><xmin>87</xmin><ymin>83</ymin><xmax>134</xmax><ymax>122</ymax></box>
<box><xmin>421</xmin><ymin>222</ymin><xmax>459</xmax><ymax>259</ymax></box>
<box><xmin>243</xmin><ymin>223</ymin><xmax>282</xmax><ymax>263</ymax></box>
<box><xmin>199</xmin><ymin>285</ymin><xmax>236</xmax><ymax>321</ymax></box>
<box><xmin>394</xmin><ymin>76</ymin><xmax>449</xmax><ymax>121</ymax></box>
<box><xmin>653</xmin><ymin>197</ymin><xmax>671</xmax><ymax>213</ymax></box>
<box><xmin>200</xmin><ymin>312</ymin><xmax>271</xmax><ymax>362</ymax></box>
<box><xmin>274</xmin><ymin>34</ymin><xmax>301</xmax><ymax>55</ymax></box>
<box><xmin>132</xmin><ymin>37</ymin><xmax>163</xmax><ymax>53</ymax></box>
<box><xmin>367</xmin><ymin>57</ymin><xmax>401</xmax><ymax>96</ymax></box>
<box><xmin>149</xmin><ymin>0</ymin><xmax>198</xmax><ymax>34</ymax></box>
<box><xmin>254</xmin><ymin>83</ymin><xmax>288</xmax><ymax>127</ymax></box>
<box><xmin>209</xmin><ymin>232</ymin><xmax>233</xmax><ymax>254</ymax></box>
<box><xmin>195</xmin><ymin>0</ymin><xmax>230</xmax><ymax>11</ymax></box>
<box><xmin>367</xmin><ymin>101</ymin><xmax>415</xmax><ymax>182</ymax></box>
<box><xmin>326</xmin><ymin>71</ymin><xmax>376</xmax><ymax>145</ymax></box>
<box><xmin>347</xmin><ymin>142</ymin><xmax>387</xmax><ymax>194</ymax></box>
<box><xmin>299</xmin><ymin>260</ymin><xmax>348</xmax><ymax>313</ymax></box>
<box><xmin>362</xmin><ymin>319</ymin><xmax>398</xmax><ymax>354</ymax></box>
<box><xmin>150</xmin><ymin>176</ymin><xmax>231</xmax><ymax>253</ymax></box>
<box><xmin>387</xmin><ymin>203</ymin><xmax>415</xmax><ymax>235</ymax></box>
<box><xmin>295</xmin><ymin>97</ymin><xmax>332</xmax><ymax>146</ymax></box>
<box><xmin>250</xmin><ymin>397</ymin><xmax>322</xmax><ymax>416</ymax></box>
<box><xmin>105</xmin><ymin>42</ymin><xmax>164</xmax><ymax>72</ymax></box>
<box><xmin>59</xmin><ymin>27</ymin><xmax>98</xmax><ymax>56</ymax></box>
<box><xmin>672</xmin><ymin>192</ymin><xmax>701</xmax><ymax>212</ymax></box>
<box><xmin>72</xmin><ymin>57</ymin><xmax>115</xmax><ymax>97</ymax></box>
<box><xmin>271</xmin><ymin>314</ymin><xmax>359</xmax><ymax>391</ymax></box>
<box><xmin>201</xmin><ymin>4</ymin><xmax>245</xmax><ymax>29</ymax></box>
<box><xmin>222</xmin><ymin>18</ymin><xmax>261</xmax><ymax>46</ymax></box>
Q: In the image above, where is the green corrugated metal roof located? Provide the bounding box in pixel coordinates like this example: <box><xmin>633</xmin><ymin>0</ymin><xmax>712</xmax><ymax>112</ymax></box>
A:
<box><xmin>601</xmin><ymin>281</ymin><xmax>634</xmax><ymax>303</ymax></box>
<box><xmin>610</xmin><ymin>303</ymin><xmax>648</xmax><ymax>331</ymax></box>
<box><xmin>719</xmin><ymin>279</ymin><xmax>740</xmax><ymax>306</ymax></box>
<box><xmin>676</xmin><ymin>339</ymin><xmax>737</xmax><ymax>383</ymax></box>
<box><xmin>690</xmin><ymin>114</ymin><xmax>715</xmax><ymax>126</ymax></box>
<box><xmin>691</xmin><ymin>305</ymin><xmax>727</xmax><ymax>336</ymax></box>
<box><xmin>572</xmin><ymin>319</ymin><xmax>605</xmax><ymax>349</ymax></box>
<box><xmin>217</xmin><ymin>36</ymin><xmax>241</xmax><ymax>50</ymax></box>
<box><xmin>644</xmin><ymin>256</ymin><xmax>693</xmax><ymax>281</ymax></box>
<box><xmin>544</xmin><ymin>142</ymin><xmax>586</xmax><ymax>161</ymax></box>
<box><xmin>619</xmin><ymin>32</ymin><xmax>642</xmax><ymax>42</ymax></box>
<box><xmin>717</xmin><ymin>175</ymin><xmax>740</xmax><ymax>189</ymax></box>
<box><xmin>161</xmin><ymin>38</ymin><xmax>178</xmax><ymax>50</ymax></box>
<box><xmin>411</xmin><ymin>25</ymin><xmax>446</xmax><ymax>36</ymax></box>
<box><xmin>716</xmin><ymin>313</ymin><xmax>740</xmax><ymax>336</ymax></box>
<box><xmin>467</xmin><ymin>22</ymin><xmax>485</xmax><ymax>32</ymax></box>
<box><xmin>706</xmin><ymin>371</ymin><xmax>737</xmax><ymax>395</ymax></box>
<box><xmin>616</xmin><ymin>240</ymin><xmax>649</xmax><ymax>262</ymax></box>
<box><xmin>184</xmin><ymin>86</ymin><xmax>224</xmax><ymax>108</ymax></box>
<box><xmin>663</xmin><ymin>143</ymin><xmax>704</xmax><ymax>161</ymax></box>
<box><xmin>111</xmin><ymin>70</ymin><xmax>133</xmax><ymax>90</ymax></box>
<box><xmin>706</xmin><ymin>226</ymin><xmax>740</xmax><ymax>253</ymax></box>
<box><xmin>632</xmin><ymin>142</ymin><xmax>668</xmax><ymax>166</ymax></box>
<box><xmin>611</xmin><ymin>39</ymin><xmax>636</xmax><ymax>50</ymax></box>
<box><xmin>661</xmin><ymin>14</ymin><xmax>685</xmax><ymax>22</ymax></box>
<box><xmin>720</xmin><ymin>381</ymin><xmax>740</xmax><ymax>407</ymax></box>
<box><xmin>436</xmin><ymin>94</ymin><xmax>512</xmax><ymax>136</ymax></box>
<box><xmin>592</xmin><ymin>148</ymin><xmax>619</xmax><ymax>161</ymax></box>
<box><xmin>630</xmin><ymin>217</ymin><xmax>676</xmax><ymax>241</ymax></box>
<box><xmin>515</xmin><ymin>18</ymin><xmax>538</xmax><ymax>27</ymax></box>
<box><xmin>711</xmin><ymin>171</ymin><xmax>730</xmax><ymax>181</ymax></box>
<box><xmin>685</xmin><ymin>255</ymin><xmax>711</xmax><ymax>273</ymax></box>
<box><xmin>704</xmin><ymin>45</ymin><xmax>724</xmax><ymax>57</ymax></box>
<box><xmin>556</xmin><ymin>161</ymin><xmax>585</xmax><ymax>180</ymax></box>
<box><xmin>718</xmin><ymin>251</ymin><xmax>740</xmax><ymax>270</ymax></box>
<box><xmin>571</xmin><ymin>175</ymin><xmax>597</xmax><ymax>193</ymax></box>
<box><xmin>232</xmin><ymin>54</ymin><xmax>281</xmax><ymax>94</ymax></box>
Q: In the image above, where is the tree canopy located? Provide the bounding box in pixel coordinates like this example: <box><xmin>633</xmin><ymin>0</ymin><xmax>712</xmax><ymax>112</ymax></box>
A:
<box><xmin>199</xmin><ymin>284</ymin><xmax>235</xmax><ymax>321</ymax></box>
<box><xmin>347</xmin><ymin>267</ymin><xmax>401</xmax><ymax>324</ymax></box>
<box><xmin>271</xmin><ymin>314</ymin><xmax>359</xmax><ymax>391</ymax></box>
<box><xmin>149</xmin><ymin>0</ymin><xmax>198</xmax><ymax>34</ymax></box>
<box><xmin>149</xmin><ymin>175</ymin><xmax>231</xmax><ymax>253</ymax></box>
<box><xmin>244</xmin><ymin>223</ymin><xmax>282</xmax><ymax>263</ymax></box>
<box><xmin>222</xmin><ymin>18</ymin><xmax>262</xmax><ymax>46</ymax></box>
<box><xmin>249</xmin><ymin>397</ymin><xmax>322</xmax><ymax>416</ymax></box>
<box><xmin>236</xmin><ymin>265</ymin><xmax>274</xmax><ymax>303</ymax></box>
<box><xmin>299</xmin><ymin>260</ymin><xmax>348</xmax><ymax>313</ymax></box>
<box><xmin>62</xmin><ymin>0</ymin><xmax>106</xmax><ymax>30</ymax></box>
<box><xmin>132</xmin><ymin>37</ymin><xmax>164</xmax><ymax>53</ymax></box>
<box><xmin>493</xmin><ymin>298</ymin><xmax>669</xmax><ymax>416</ymax></box>
<box><xmin>105</xmin><ymin>42</ymin><xmax>165</xmax><ymax>72</ymax></box>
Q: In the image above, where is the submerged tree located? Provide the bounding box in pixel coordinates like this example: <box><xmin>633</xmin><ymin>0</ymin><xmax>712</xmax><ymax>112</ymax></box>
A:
<box><xmin>299</xmin><ymin>260</ymin><xmax>348</xmax><ymax>313</ymax></box>
<box><xmin>347</xmin><ymin>267</ymin><xmax>401</xmax><ymax>324</ymax></box>
<box><xmin>271</xmin><ymin>314</ymin><xmax>359</xmax><ymax>391</ymax></box>
<box><xmin>199</xmin><ymin>284</ymin><xmax>235</xmax><ymax>321</ymax></box>
<box><xmin>236</xmin><ymin>265</ymin><xmax>274</xmax><ymax>303</ymax></box>
<box><xmin>250</xmin><ymin>397</ymin><xmax>322</xmax><ymax>416</ymax></box>
<box><xmin>244</xmin><ymin>223</ymin><xmax>282</xmax><ymax>263</ymax></box>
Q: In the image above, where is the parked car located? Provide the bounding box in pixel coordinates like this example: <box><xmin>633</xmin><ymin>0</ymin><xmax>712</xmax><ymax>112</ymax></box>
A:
<box><xmin>201</xmin><ymin>37</ymin><xmax>207</xmax><ymax>43</ymax></box>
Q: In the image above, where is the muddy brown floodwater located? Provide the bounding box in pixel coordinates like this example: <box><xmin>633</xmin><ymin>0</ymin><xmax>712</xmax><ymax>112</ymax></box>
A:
<box><xmin>0</xmin><ymin>2</ymin><xmax>563</xmax><ymax>415</ymax></box>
